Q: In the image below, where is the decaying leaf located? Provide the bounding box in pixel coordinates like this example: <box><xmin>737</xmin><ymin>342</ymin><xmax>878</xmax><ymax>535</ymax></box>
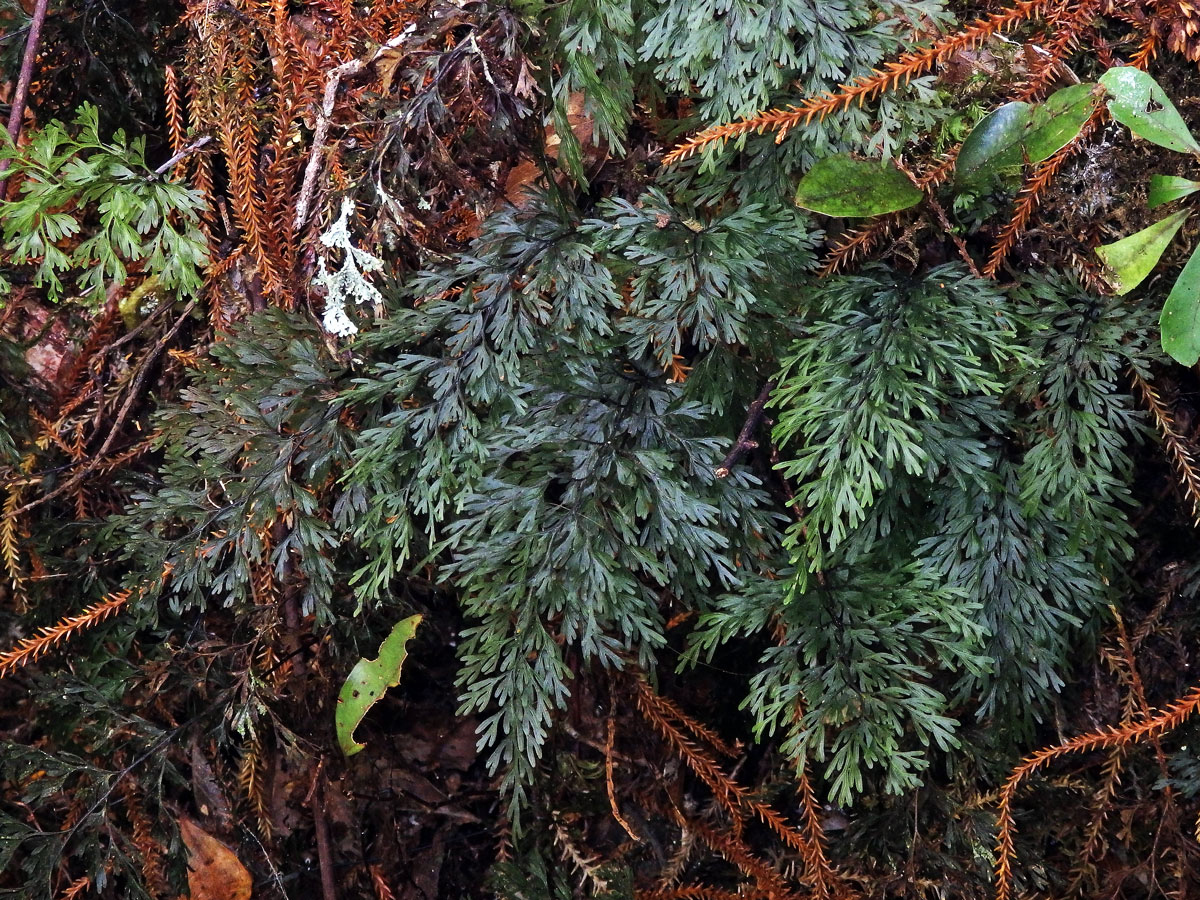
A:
<box><xmin>179</xmin><ymin>817</ymin><xmax>252</xmax><ymax>900</ymax></box>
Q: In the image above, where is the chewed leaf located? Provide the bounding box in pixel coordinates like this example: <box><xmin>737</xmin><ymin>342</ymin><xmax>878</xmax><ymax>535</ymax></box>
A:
<box><xmin>1162</xmin><ymin>242</ymin><xmax>1200</xmax><ymax>366</ymax></box>
<box><xmin>1096</xmin><ymin>209</ymin><xmax>1190</xmax><ymax>295</ymax></box>
<box><xmin>794</xmin><ymin>155</ymin><xmax>923</xmax><ymax>217</ymax></box>
<box><xmin>1101</xmin><ymin>67</ymin><xmax>1200</xmax><ymax>155</ymax></box>
<box><xmin>1148</xmin><ymin>174</ymin><xmax>1200</xmax><ymax>209</ymax></box>
<box><xmin>336</xmin><ymin>614</ymin><xmax>422</xmax><ymax>757</ymax></box>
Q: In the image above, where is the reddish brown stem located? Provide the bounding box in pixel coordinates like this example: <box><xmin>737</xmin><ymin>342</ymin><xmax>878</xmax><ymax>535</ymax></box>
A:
<box><xmin>0</xmin><ymin>0</ymin><xmax>51</xmax><ymax>197</ymax></box>
<box><xmin>715</xmin><ymin>380</ymin><xmax>775</xmax><ymax>478</ymax></box>
<box><xmin>311</xmin><ymin>763</ymin><xmax>339</xmax><ymax>900</ymax></box>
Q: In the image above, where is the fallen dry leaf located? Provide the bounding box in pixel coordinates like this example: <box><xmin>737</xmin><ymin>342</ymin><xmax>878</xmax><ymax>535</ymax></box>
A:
<box><xmin>179</xmin><ymin>817</ymin><xmax>252</xmax><ymax>900</ymax></box>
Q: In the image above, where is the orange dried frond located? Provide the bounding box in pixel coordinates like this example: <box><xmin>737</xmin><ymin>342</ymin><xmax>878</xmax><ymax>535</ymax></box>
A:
<box><xmin>634</xmin><ymin>679</ymin><xmax>841</xmax><ymax>896</ymax></box>
<box><xmin>688</xmin><ymin>818</ymin><xmax>802</xmax><ymax>900</ymax></box>
<box><xmin>369</xmin><ymin>865</ymin><xmax>398</xmax><ymax>900</ymax></box>
<box><xmin>820</xmin><ymin>216</ymin><xmax>901</xmax><ymax>276</ymax></box>
<box><xmin>633</xmin><ymin>679</ymin><xmax>741</xmax><ymax>758</ymax></box>
<box><xmin>60</xmin><ymin>876</ymin><xmax>91</xmax><ymax>900</ymax></box>
<box><xmin>92</xmin><ymin>438</ymin><xmax>157</xmax><ymax>478</ymax></box>
<box><xmin>1</xmin><ymin>464</ymin><xmax>29</xmax><ymax>590</ymax></box>
<box><xmin>1013</xmin><ymin>0</ymin><xmax>1103</xmax><ymax>101</ymax></box>
<box><xmin>793</xmin><ymin>764</ymin><xmax>839</xmax><ymax>896</ymax></box>
<box><xmin>238</xmin><ymin>733</ymin><xmax>272</xmax><ymax>839</ymax></box>
<box><xmin>164</xmin><ymin>66</ymin><xmax>187</xmax><ymax>160</ymax></box>
<box><xmin>983</xmin><ymin>109</ymin><xmax>1102</xmax><ymax>278</ymax></box>
<box><xmin>0</xmin><ymin>590</ymin><xmax>131</xmax><ymax>678</ymax></box>
<box><xmin>1130</xmin><ymin>29</ymin><xmax>1161</xmax><ymax>69</ymax></box>
<box><xmin>1132</xmin><ymin>370</ymin><xmax>1200</xmax><ymax>526</ymax></box>
<box><xmin>634</xmin><ymin>681</ymin><xmax>745</xmax><ymax>822</ymax></box>
<box><xmin>119</xmin><ymin>780</ymin><xmax>169</xmax><ymax>898</ymax></box>
<box><xmin>664</xmin><ymin>0</ymin><xmax>1061</xmax><ymax>164</ymax></box>
<box><xmin>995</xmin><ymin>680</ymin><xmax>1200</xmax><ymax>900</ymax></box>
<box><xmin>637</xmin><ymin>887</ymin><xmax>746</xmax><ymax>900</ymax></box>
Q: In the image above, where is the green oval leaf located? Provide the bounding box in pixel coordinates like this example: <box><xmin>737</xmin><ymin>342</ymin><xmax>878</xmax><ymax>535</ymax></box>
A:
<box><xmin>1100</xmin><ymin>67</ymin><xmax>1200</xmax><ymax>155</ymax></box>
<box><xmin>794</xmin><ymin>155</ymin><xmax>923</xmax><ymax>217</ymax></box>
<box><xmin>1096</xmin><ymin>208</ymin><xmax>1190</xmax><ymax>295</ymax></box>
<box><xmin>1148</xmin><ymin>174</ymin><xmax>1200</xmax><ymax>209</ymax></box>
<box><xmin>336</xmin><ymin>614</ymin><xmax>422</xmax><ymax>757</ymax></box>
<box><xmin>1023</xmin><ymin>83</ymin><xmax>1102</xmax><ymax>161</ymax></box>
<box><xmin>1162</xmin><ymin>242</ymin><xmax>1200</xmax><ymax>365</ymax></box>
<box><xmin>956</xmin><ymin>101</ymin><xmax>1033</xmax><ymax>186</ymax></box>
<box><xmin>955</xmin><ymin>85</ymin><xmax>1098</xmax><ymax>186</ymax></box>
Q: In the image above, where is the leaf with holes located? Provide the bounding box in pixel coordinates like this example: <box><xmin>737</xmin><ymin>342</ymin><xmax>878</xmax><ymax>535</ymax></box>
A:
<box><xmin>1096</xmin><ymin>209</ymin><xmax>1190</xmax><ymax>295</ymax></box>
<box><xmin>1162</xmin><ymin>241</ymin><xmax>1200</xmax><ymax>366</ymax></box>
<box><xmin>794</xmin><ymin>155</ymin><xmax>922</xmax><ymax>217</ymax></box>
<box><xmin>1101</xmin><ymin>67</ymin><xmax>1200</xmax><ymax>155</ymax></box>
<box><xmin>336</xmin><ymin>614</ymin><xmax>422</xmax><ymax>757</ymax></box>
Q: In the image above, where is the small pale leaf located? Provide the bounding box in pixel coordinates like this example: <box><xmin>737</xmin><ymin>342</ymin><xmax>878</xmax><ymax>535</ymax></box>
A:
<box><xmin>1148</xmin><ymin>174</ymin><xmax>1200</xmax><ymax>209</ymax></box>
<box><xmin>1096</xmin><ymin>209</ymin><xmax>1190</xmax><ymax>295</ymax></box>
<box><xmin>1101</xmin><ymin>67</ymin><xmax>1200</xmax><ymax>154</ymax></box>
<box><xmin>794</xmin><ymin>155</ymin><xmax>922</xmax><ymax>217</ymax></box>
<box><xmin>1162</xmin><ymin>241</ymin><xmax>1200</xmax><ymax>365</ymax></box>
<box><xmin>336</xmin><ymin>614</ymin><xmax>422</xmax><ymax>757</ymax></box>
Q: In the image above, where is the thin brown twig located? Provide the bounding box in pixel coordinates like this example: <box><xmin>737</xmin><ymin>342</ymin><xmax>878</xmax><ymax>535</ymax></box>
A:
<box><xmin>605</xmin><ymin>690</ymin><xmax>643</xmax><ymax>843</ymax></box>
<box><xmin>3</xmin><ymin>299</ymin><xmax>197</xmax><ymax>519</ymax></box>
<box><xmin>311</xmin><ymin>762</ymin><xmax>339</xmax><ymax>900</ymax></box>
<box><xmin>896</xmin><ymin>160</ymin><xmax>981</xmax><ymax>278</ymax></box>
<box><xmin>152</xmin><ymin>135</ymin><xmax>214</xmax><ymax>177</ymax></box>
<box><xmin>294</xmin><ymin>30</ymin><xmax>414</xmax><ymax>230</ymax></box>
<box><xmin>0</xmin><ymin>0</ymin><xmax>50</xmax><ymax>197</ymax></box>
<box><xmin>715</xmin><ymin>380</ymin><xmax>775</xmax><ymax>478</ymax></box>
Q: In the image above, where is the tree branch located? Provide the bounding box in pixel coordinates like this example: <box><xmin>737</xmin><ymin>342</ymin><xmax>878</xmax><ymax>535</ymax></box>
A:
<box><xmin>714</xmin><ymin>380</ymin><xmax>775</xmax><ymax>478</ymax></box>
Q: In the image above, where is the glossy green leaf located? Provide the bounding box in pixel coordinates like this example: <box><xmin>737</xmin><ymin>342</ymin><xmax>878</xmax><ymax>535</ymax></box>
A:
<box><xmin>1095</xmin><ymin>209</ymin><xmax>1190</xmax><ymax>295</ymax></box>
<box><xmin>1025</xmin><ymin>83</ymin><xmax>1102</xmax><ymax>159</ymax></box>
<box><xmin>336</xmin><ymin>614</ymin><xmax>422</xmax><ymax>757</ymax></box>
<box><xmin>794</xmin><ymin>155</ymin><xmax>923</xmax><ymax>217</ymax></box>
<box><xmin>955</xmin><ymin>84</ymin><xmax>1098</xmax><ymax>186</ymax></box>
<box><xmin>955</xmin><ymin>102</ymin><xmax>1032</xmax><ymax>185</ymax></box>
<box><xmin>1100</xmin><ymin>67</ymin><xmax>1200</xmax><ymax>155</ymax></box>
<box><xmin>1148</xmin><ymin>174</ymin><xmax>1200</xmax><ymax>209</ymax></box>
<box><xmin>1162</xmin><ymin>241</ymin><xmax>1200</xmax><ymax>365</ymax></box>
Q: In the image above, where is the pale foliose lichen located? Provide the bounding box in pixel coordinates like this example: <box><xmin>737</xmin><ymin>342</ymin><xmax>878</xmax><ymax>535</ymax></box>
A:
<box><xmin>315</xmin><ymin>198</ymin><xmax>385</xmax><ymax>337</ymax></box>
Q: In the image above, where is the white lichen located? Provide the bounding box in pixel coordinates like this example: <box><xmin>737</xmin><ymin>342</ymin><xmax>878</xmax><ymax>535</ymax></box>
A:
<box><xmin>314</xmin><ymin>197</ymin><xmax>385</xmax><ymax>337</ymax></box>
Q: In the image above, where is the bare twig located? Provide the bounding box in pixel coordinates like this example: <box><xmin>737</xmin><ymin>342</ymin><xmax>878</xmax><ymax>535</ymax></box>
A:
<box><xmin>3</xmin><ymin>299</ymin><xmax>197</xmax><ymax>519</ymax></box>
<box><xmin>714</xmin><ymin>380</ymin><xmax>775</xmax><ymax>478</ymax></box>
<box><xmin>152</xmin><ymin>135</ymin><xmax>213</xmax><ymax>177</ymax></box>
<box><xmin>294</xmin><ymin>28</ymin><xmax>415</xmax><ymax>230</ymax></box>
<box><xmin>605</xmin><ymin>684</ymin><xmax>642</xmax><ymax>843</ymax></box>
<box><xmin>311</xmin><ymin>762</ymin><xmax>339</xmax><ymax>900</ymax></box>
<box><xmin>0</xmin><ymin>0</ymin><xmax>50</xmax><ymax>197</ymax></box>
